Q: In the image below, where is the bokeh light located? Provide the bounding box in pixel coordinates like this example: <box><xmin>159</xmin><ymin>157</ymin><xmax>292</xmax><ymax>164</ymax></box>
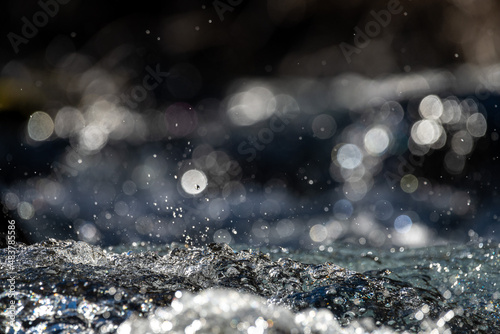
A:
<box><xmin>394</xmin><ymin>215</ymin><xmax>412</xmax><ymax>234</ymax></box>
<box><xmin>2</xmin><ymin>40</ymin><xmax>497</xmax><ymax>250</ymax></box>
<box><xmin>364</xmin><ymin>126</ymin><xmax>391</xmax><ymax>156</ymax></box>
<box><xmin>54</xmin><ymin>107</ymin><xmax>85</xmax><ymax>138</ymax></box>
<box><xmin>451</xmin><ymin>130</ymin><xmax>474</xmax><ymax>155</ymax></box>
<box><xmin>336</xmin><ymin>144</ymin><xmax>363</xmax><ymax>169</ymax></box>
<box><xmin>312</xmin><ymin>114</ymin><xmax>336</xmax><ymax>139</ymax></box>
<box><xmin>17</xmin><ymin>202</ymin><xmax>35</xmax><ymax>220</ymax></box>
<box><xmin>400</xmin><ymin>174</ymin><xmax>419</xmax><ymax>194</ymax></box>
<box><xmin>333</xmin><ymin>199</ymin><xmax>353</xmax><ymax>220</ymax></box>
<box><xmin>411</xmin><ymin>119</ymin><xmax>443</xmax><ymax>146</ymax></box>
<box><xmin>440</xmin><ymin>98</ymin><xmax>462</xmax><ymax>124</ymax></box>
<box><xmin>78</xmin><ymin>125</ymin><xmax>108</xmax><ymax>154</ymax></box>
<box><xmin>309</xmin><ymin>224</ymin><xmax>327</xmax><ymax>242</ymax></box>
<box><xmin>4</xmin><ymin>193</ymin><xmax>20</xmax><ymax>210</ymax></box>
<box><xmin>419</xmin><ymin>95</ymin><xmax>443</xmax><ymax>120</ymax></box>
<box><xmin>276</xmin><ymin>219</ymin><xmax>296</xmax><ymax>238</ymax></box>
<box><xmin>213</xmin><ymin>229</ymin><xmax>232</xmax><ymax>244</ymax></box>
<box><xmin>466</xmin><ymin>113</ymin><xmax>487</xmax><ymax>137</ymax></box>
<box><xmin>28</xmin><ymin>111</ymin><xmax>54</xmax><ymax>141</ymax></box>
<box><xmin>180</xmin><ymin>169</ymin><xmax>208</xmax><ymax>195</ymax></box>
<box><xmin>227</xmin><ymin>86</ymin><xmax>275</xmax><ymax>126</ymax></box>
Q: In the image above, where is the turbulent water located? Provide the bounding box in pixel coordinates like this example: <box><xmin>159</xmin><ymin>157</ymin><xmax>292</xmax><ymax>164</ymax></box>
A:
<box><xmin>1</xmin><ymin>239</ymin><xmax>499</xmax><ymax>333</ymax></box>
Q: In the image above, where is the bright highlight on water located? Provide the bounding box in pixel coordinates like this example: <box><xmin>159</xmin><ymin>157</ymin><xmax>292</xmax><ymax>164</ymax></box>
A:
<box><xmin>28</xmin><ymin>111</ymin><xmax>54</xmax><ymax>141</ymax></box>
<box><xmin>181</xmin><ymin>169</ymin><xmax>208</xmax><ymax>195</ymax></box>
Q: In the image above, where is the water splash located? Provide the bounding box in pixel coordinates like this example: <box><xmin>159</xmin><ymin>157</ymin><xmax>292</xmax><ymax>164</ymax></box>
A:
<box><xmin>1</xmin><ymin>239</ymin><xmax>498</xmax><ymax>333</ymax></box>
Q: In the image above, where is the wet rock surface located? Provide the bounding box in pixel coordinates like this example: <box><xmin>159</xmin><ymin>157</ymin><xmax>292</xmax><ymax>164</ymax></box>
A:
<box><xmin>1</xmin><ymin>239</ymin><xmax>499</xmax><ymax>333</ymax></box>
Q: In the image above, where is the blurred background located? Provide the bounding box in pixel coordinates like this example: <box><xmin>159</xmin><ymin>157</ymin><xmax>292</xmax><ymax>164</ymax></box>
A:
<box><xmin>1</xmin><ymin>0</ymin><xmax>500</xmax><ymax>248</ymax></box>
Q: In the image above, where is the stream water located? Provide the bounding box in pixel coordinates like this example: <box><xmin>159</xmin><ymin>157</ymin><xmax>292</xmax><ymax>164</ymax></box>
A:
<box><xmin>1</xmin><ymin>238</ymin><xmax>498</xmax><ymax>333</ymax></box>
<box><xmin>3</xmin><ymin>2</ymin><xmax>500</xmax><ymax>333</ymax></box>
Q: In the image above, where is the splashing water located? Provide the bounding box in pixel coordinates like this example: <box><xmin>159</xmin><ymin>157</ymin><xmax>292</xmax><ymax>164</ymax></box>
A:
<box><xmin>1</xmin><ymin>239</ymin><xmax>498</xmax><ymax>333</ymax></box>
